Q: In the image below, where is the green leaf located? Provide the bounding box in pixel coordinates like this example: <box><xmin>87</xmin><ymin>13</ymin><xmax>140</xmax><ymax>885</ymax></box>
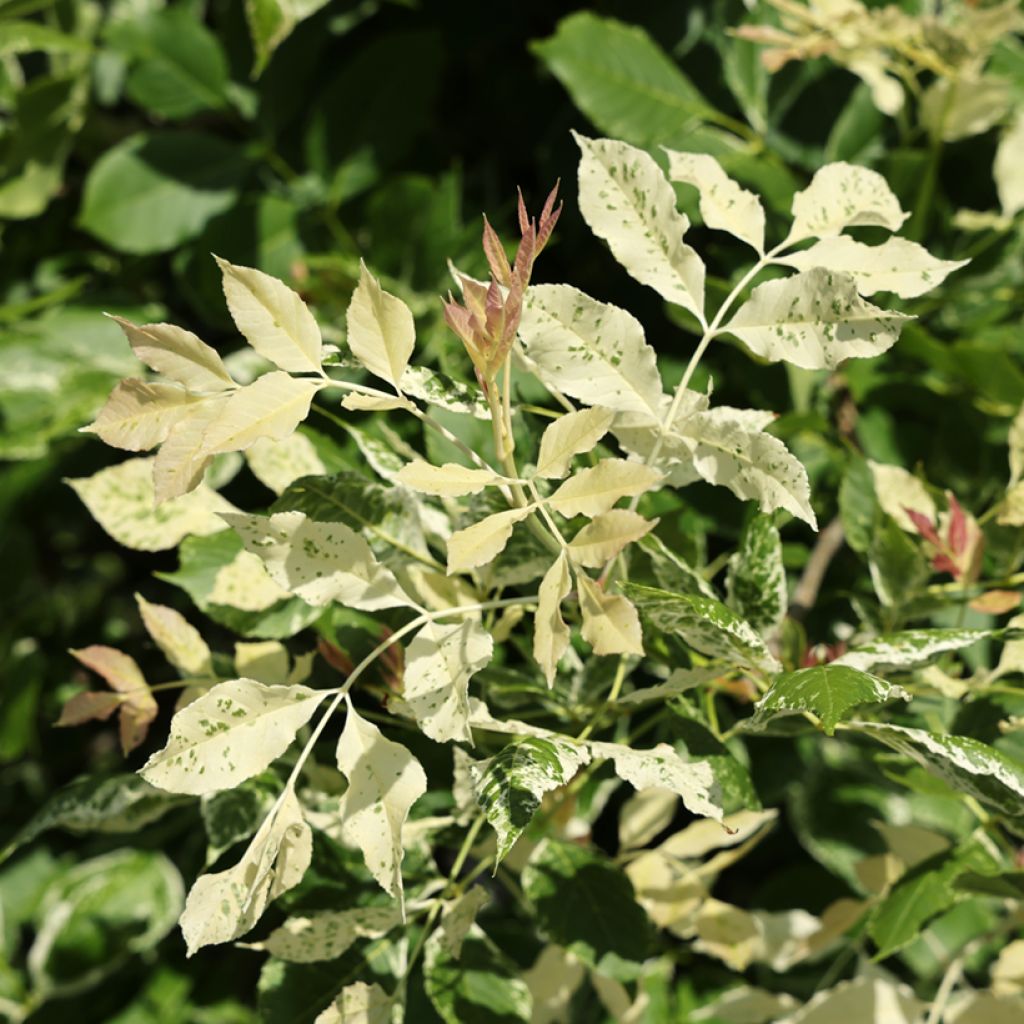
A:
<box><xmin>726</xmin><ymin>515</ymin><xmax>786</xmax><ymax>636</ymax></box>
<box><xmin>0</xmin><ymin>20</ymin><xmax>91</xmax><ymax>57</ymax></box>
<box><xmin>637</xmin><ymin>532</ymin><xmax>717</xmax><ymax>600</ymax></box>
<box><xmin>521</xmin><ymin>838</ymin><xmax>652</xmax><ymax>969</ymax></box>
<box><xmin>751</xmin><ymin>665</ymin><xmax>907</xmax><ymax>735</ymax></box>
<box><xmin>201</xmin><ymin>773</ymin><xmax>282</xmax><ymax>864</ymax></box>
<box><xmin>868</xmin><ymin>518</ymin><xmax>927</xmax><ymax>609</ymax></box>
<box><xmin>78</xmin><ymin>131</ymin><xmax>248</xmax><ymax>254</ymax></box>
<box><xmin>838</xmin><ymin>455</ymin><xmax>877</xmax><ymax>554</ymax></box>
<box><xmin>623</xmin><ymin>582</ymin><xmax>781</xmax><ymax>674</ymax></box>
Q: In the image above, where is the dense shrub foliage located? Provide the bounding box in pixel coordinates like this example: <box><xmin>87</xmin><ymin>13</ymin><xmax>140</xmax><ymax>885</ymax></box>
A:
<box><xmin>5</xmin><ymin>2</ymin><xmax>1024</xmax><ymax>1023</ymax></box>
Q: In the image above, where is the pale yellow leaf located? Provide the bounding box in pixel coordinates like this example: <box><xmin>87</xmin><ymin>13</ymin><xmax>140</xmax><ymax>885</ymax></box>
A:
<box><xmin>921</xmin><ymin>76</ymin><xmax>1010</xmax><ymax>143</ymax></box>
<box><xmin>533</xmin><ymin>552</ymin><xmax>572</xmax><ymax>688</ymax></box>
<box><xmin>245</xmin><ymin>432</ymin><xmax>326</xmax><ymax>495</ymax></box>
<box><xmin>396</xmin><ymin>459</ymin><xmax>507</xmax><ymax>497</ymax></box>
<box><xmin>535</xmin><ymin>406</ymin><xmax>615</xmax><ymax>479</ymax></box>
<box><xmin>84</xmin><ymin>379</ymin><xmax>204</xmax><ymax>451</ymax></box>
<box><xmin>234</xmin><ymin>641</ymin><xmax>290</xmax><ymax>685</ymax></box>
<box><xmin>867</xmin><ymin>460</ymin><xmax>936</xmax><ymax>532</ymax></box>
<box><xmin>779</xmin><ymin>976</ymin><xmax>924</xmax><ymax>1024</ymax></box>
<box><xmin>446</xmin><ymin>506</ymin><xmax>531</xmax><ymax>574</ymax></box>
<box><xmin>996</xmin><ymin>113</ymin><xmax>1024</xmax><ymax>218</ymax></box>
<box><xmin>135</xmin><ymin>593</ymin><xmax>213</xmax><ymax>678</ymax></box>
<box><xmin>523</xmin><ymin>946</ymin><xmax>585</xmax><ymax>1024</ymax></box>
<box><xmin>568</xmin><ymin>509</ymin><xmax>656</xmax><ymax>568</ymax></box>
<box><xmin>577</xmin><ymin>574</ymin><xmax>643</xmax><ymax>655</ymax></box>
<box><xmin>314</xmin><ymin>982</ymin><xmax>394</xmax><ymax>1024</ymax></box>
<box><xmin>547</xmin><ymin>458</ymin><xmax>661</xmax><ymax>518</ymax></box>
<box><xmin>341</xmin><ymin>392</ymin><xmax>412</xmax><ymax>412</ymax></box>
<box><xmin>152</xmin><ymin>395</ymin><xmax>231</xmax><ymax>503</ymax></box>
<box><xmin>618</xmin><ymin>787</ymin><xmax>678</xmax><ymax>851</ymax></box>
<box><xmin>209</xmin><ymin>547</ymin><xmax>291</xmax><ymax>611</ymax></box>
<box><xmin>690</xmin><ymin>987</ymin><xmax>798</xmax><ymax>1024</ymax></box>
<box><xmin>345</xmin><ymin>260</ymin><xmax>415</xmax><ymax>386</ymax></box>
<box><xmin>246</xmin><ymin>906</ymin><xmax>401</xmax><ymax>963</ymax></box>
<box><xmin>788</xmin><ymin>162</ymin><xmax>908</xmax><ymax>242</ymax></box>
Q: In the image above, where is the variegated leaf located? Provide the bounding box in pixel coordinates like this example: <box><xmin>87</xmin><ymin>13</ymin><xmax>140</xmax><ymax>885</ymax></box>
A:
<box><xmin>547</xmin><ymin>458</ymin><xmax>662</xmax><ymax>518</ymax></box>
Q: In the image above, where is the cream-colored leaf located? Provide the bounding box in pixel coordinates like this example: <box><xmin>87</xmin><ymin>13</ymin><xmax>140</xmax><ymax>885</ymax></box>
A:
<box><xmin>135</xmin><ymin>594</ymin><xmax>213</xmax><ymax>678</ymax></box>
<box><xmin>618</xmin><ymin>788</ymin><xmax>678</xmax><ymax>851</ymax></box>
<box><xmin>568</xmin><ymin>509</ymin><xmax>656</xmax><ymax>568</ymax></box>
<box><xmin>1009</xmin><ymin>403</ymin><xmax>1024</xmax><ymax>487</ymax></box>
<box><xmin>1000</xmin><ymin>481</ymin><xmax>1024</xmax><ymax>527</ymax></box>
<box><xmin>779</xmin><ymin>236</ymin><xmax>968</xmax><ymax>299</ymax></box>
<box><xmin>245</xmin><ymin>432</ymin><xmax>326</xmax><ymax>495</ymax></box>
<box><xmin>867</xmin><ymin>460</ymin><xmax>936</xmax><ymax>532</ymax></box>
<box><xmin>109</xmin><ymin>316</ymin><xmax>234</xmax><ymax>392</ymax></box>
<box><xmin>67</xmin><ymin>456</ymin><xmax>233</xmax><ymax>552</ymax></box>
<box><xmin>547</xmin><ymin>459</ymin><xmax>662</xmax><ymax>518</ymax></box>
<box><xmin>84</xmin><ymin>379</ymin><xmax>204</xmax><ymax>451</ymax></box>
<box><xmin>577</xmin><ymin>574</ymin><xmax>644</xmax><ymax>656</ymax></box>
<box><xmin>345</xmin><ymin>260</ymin><xmax>416</xmax><ymax>386</ymax></box>
<box><xmin>519</xmin><ymin>284</ymin><xmax>665</xmax><ymax>418</ymax></box>
<box><xmin>336</xmin><ymin>702</ymin><xmax>427</xmax><ymax>914</ymax></box>
<box><xmin>404</xmin><ymin>618</ymin><xmax>494</xmax><ymax>744</ymax></box>
<box><xmin>209</xmin><ymin>547</ymin><xmax>292</xmax><ymax>611</ymax></box>
<box><xmin>141</xmin><ymin>678</ymin><xmax>326</xmax><ymax>795</ymax></box>
<box><xmin>341</xmin><ymin>392</ymin><xmax>412</xmax><ymax>412</ymax></box>
<box><xmin>533</xmin><ymin>552</ymin><xmax>572</xmax><ymax>688</ymax></box>
<box><xmin>152</xmin><ymin>395</ymin><xmax>230</xmax><ymax>503</ymax></box>
<box><xmin>993</xmin><ymin>939</ymin><xmax>1024</xmax><ymax>998</ymax></box>
<box><xmin>234</xmin><ymin>641</ymin><xmax>290</xmax><ymax>685</ymax></box>
<box><xmin>535</xmin><ymin>407</ymin><xmax>615</xmax><ymax>480</ymax></box>
<box><xmin>446</xmin><ymin>506</ymin><xmax>532</xmax><ymax>574</ymax></box>
<box><xmin>788</xmin><ymin>162</ymin><xmax>908</xmax><ymax>242</ymax></box>
<box><xmin>523</xmin><ymin>946</ymin><xmax>586</xmax><ymax>1024</ymax></box>
<box><xmin>202</xmin><ymin>372</ymin><xmax>322</xmax><ymax>455</ymax></box>
<box><xmin>179</xmin><ymin>788</ymin><xmax>311</xmax><ymax>954</ymax></box>
<box><xmin>724</xmin><ymin>269</ymin><xmax>911</xmax><ymax>370</ymax></box>
<box><xmin>217</xmin><ymin>257</ymin><xmax>322</xmax><ymax>374</ymax></box>
<box><xmin>663</xmin><ymin>149</ymin><xmax>766</xmax><ymax>254</ymax></box>
<box><xmin>574</xmin><ymin>133</ymin><xmax>705</xmax><ymax>319</ymax></box>
<box><xmin>921</xmin><ymin>76</ymin><xmax>1010</xmax><ymax>144</ymax></box>
<box><xmin>591</xmin><ymin>972</ymin><xmax>650</xmax><ymax>1024</ymax></box>
<box><xmin>396</xmin><ymin>460</ymin><xmax>507</xmax><ymax>497</ymax></box>
<box><xmin>224</xmin><ymin>510</ymin><xmax>412</xmax><ymax>610</ymax></box>
<box><xmin>659</xmin><ymin>808</ymin><xmax>778</xmax><ymax>860</ymax></box>
<box><xmin>778</xmin><ymin>976</ymin><xmax>924</xmax><ymax>1024</ymax></box>
<box><xmin>246</xmin><ymin>905</ymin><xmax>401</xmax><ymax>963</ymax></box>
<box><xmin>436</xmin><ymin>886</ymin><xmax>490</xmax><ymax>959</ymax></box>
<box><xmin>690</xmin><ymin>986</ymin><xmax>799</xmax><ymax>1024</ymax></box>
<box><xmin>996</xmin><ymin>113</ymin><xmax>1024</xmax><ymax>218</ymax></box>
<box><xmin>314</xmin><ymin>982</ymin><xmax>395</xmax><ymax>1024</ymax></box>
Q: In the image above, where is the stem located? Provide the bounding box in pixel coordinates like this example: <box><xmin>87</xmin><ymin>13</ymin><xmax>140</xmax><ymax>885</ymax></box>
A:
<box><xmin>925</xmin><ymin>951</ymin><xmax>964</xmax><ymax>1024</ymax></box>
<box><xmin>575</xmin><ymin>655</ymin><xmax>629</xmax><ymax>741</ymax></box>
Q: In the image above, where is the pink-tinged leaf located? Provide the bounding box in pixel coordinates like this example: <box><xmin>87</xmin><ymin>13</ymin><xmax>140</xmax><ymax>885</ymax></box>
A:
<box><xmin>482</xmin><ymin>216</ymin><xmax>512</xmax><ymax>286</ymax></box>
<box><xmin>904</xmin><ymin>508</ymin><xmax>942</xmax><ymax>547</ymax></box>
<box><xmin>56</xmin><ymin>690</ymin><xmax>122</xmax><ymax>727</ymax></box>
<box><xmin>119</xmin><ymin>691</ymin><xmax>158</xmax><ymax>755</ymax></box>
<box><xmin>931</xmin><ymin>553</ymin><xmax>960</xmax><ymax>579</ymax></box>
<box><xmin>70</xmin><ymin>645</ymin><xmax>146</xmax><ymax>693</ymax></box>
<box><xmin>970</xmin><ymin>590</ymin><xmax>1022</xmax><ymax>615</ymax></box>
<box><xmin>946</xmin><ymin>492</ymin><xmax>968</xmax><ymax>557</ymax></box>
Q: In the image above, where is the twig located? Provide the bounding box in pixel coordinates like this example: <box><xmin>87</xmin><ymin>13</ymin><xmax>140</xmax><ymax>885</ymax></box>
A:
<box><xmin>789</xmin><ymin>517</ymin><xmax>845</xmax><ymax>622</ymax></box>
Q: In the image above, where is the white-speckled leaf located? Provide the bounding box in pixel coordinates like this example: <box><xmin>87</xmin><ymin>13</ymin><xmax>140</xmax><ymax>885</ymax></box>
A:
<box><xmin>547</xmin><ymin>458</ymin><xmax>662</xmax><ymax>518</ymax></box>
<box><xmin>519</xmin><ymin>284</ymin><xmax>664</xmax><ymax>418</ymax></box>
<box><xmin>141</xmin><ymin>678</ymin><xmax>326</xmax><ymax>795</ymax></box>
<box><xmin>574</xmin><ymin>133</ymin><xmax>705</xmax><ymax>319</ymax></box>
<box><xmin>404</xmin><ymin>618</ymin><xmax>494</xmax><ymax>744</ymax></box>
<box><xmin>217</xmin><ymin>258</ymin><xmax>322</xmax><ymax>374</ymax></box>
<box><xmin>535</xmin><ymin>406</ymin><xmax>616</xmax><ymax>480</ymax></box>
<box><xmin>346</xmin><ymin>260</ymin><xmax>415</xmax><ymax>387</ymax></box>
<box><xmin>245</xmin><ymin>905</ymin><xmax>401</xmax><ymax>962</ymax></box>
<box><xmin>223</xmin><ymin>511</ymin><xmax>412</xmax><ymax>610</ymax></box>
<box><xmin>788</xmin><ymin>162</ymin><xmax>908</xmax><ymax>243</ymax></box>
<box><xmin>179</xmin><ymin>787</ymin><xmax>311</xmax><ymax>954</ymax></box>
<box><xmin>568</xmin><ymin>509</ymin><xmax>656</xmax><ymax>568</ymax></box>
<box><xmin>336</xmin><ymin>702</ymin><xmax>427</xmax><ymax>914</ymax></box>
<box><xmin>135</xmin><ymin>594</ymin><xmax>213</xmax><ymax>678</ymax></box>
<box><xmin>245</xmin><ymin>432</ymin><xmax>326</xmax><ymax>495</ymax></box>
<box><xmin>578</xmin><ymin>574</ymin><xmax>644</xmax><ymax>656</ymax></box>
<box><xmin>68</xmin><ymin>456</ymin><xmax>234</xmax><ymax>552</ymax></box>
<box><xmin>724</xmin><ymin>269</ymin><xmax>911</xmax><ymax>371</ymax></box>
<box><xmin>834</xmin><ymin>628</ymin><xmax>997</xmax><ymax>674</ymax></box>
<box><xmin>867</xmin><ymin>461</ymin><xmax>936</xmax><ymax>532</ymax></box>
<box><xmin>109</xmin><ymin>316</ymin><xmax>235</xmax><ymax>392</ymax></box>
<box><xmin>399</xmin><ymin>365</ymin><xmax>489</xmax><ymax>419</ymax></box>
<box><xmin>779</xmin><ymin>237</ymin><xmax>968</xmax><ymax>299</ymax></box>
<box><xmin>663</xmin><ymin>149</ymin><xmax>765</xmax><ymax>254</ymax></box>
<box><xmin>725</xmin><ymin>515</ymin><xmax>787</xmax><ymax>636</ymax></box>
<box><xmin>533</xmin><ymin>551</ymin><xmax>572</xmax><ymax>688</ymax></box>
<box><xmin>315</xmin><ymin>982</ymin><xmax>395</xmax><ymax>1024</ymax></box>
<box><xmin>396</xmin><ymin>460</ymin><xmax>507</xmax><ymax>497</ymax></box>
<box><xmin>446</xmin><ymin>507</ymin><xmax>531</xmax><ymax>574</ymax></box>
<box><xmin>84</xmin><ymin>379</ymin><xmax>205</xmax><ymax>451</ymax></box>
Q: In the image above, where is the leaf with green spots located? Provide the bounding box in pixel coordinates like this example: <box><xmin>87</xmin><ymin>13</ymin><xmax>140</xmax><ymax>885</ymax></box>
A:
<box><xmin>244</xmin><ymin>905</ymin><xmax>402</xmax><ymax>963</ymax></box>
<box><xmin>726</xmin><ymin>514</ymin><xmax>786</xmax><ymax>636</ymax></box>
<box><xmin>834</xmin><ymin>628</ymin><xmax>1008</xmax><ymax>674</ymax></box>
<box><xmin>750</xmin><ymin>665</ymin><xmax>907</xmax><ymax>735</ymax></box>
<box><xmin>140</xmin><ymin>678</ymin><xmax>327</xmax><ymax>795</ymax></box>
<box><xmin>201</xmin><ymin>773</ymin><xmax>282</xmax><ymax>864</ymax></box>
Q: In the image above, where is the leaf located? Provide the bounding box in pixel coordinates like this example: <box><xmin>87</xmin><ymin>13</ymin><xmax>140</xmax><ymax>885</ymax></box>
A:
<box><xmin>547</xmin><ymin>458</ymin><xmax>662</xmax><ymax>518</ymax></box>
<box><xmin>209</xmin><ymin>547</ymin><xmax>292</xmax><ymax>612</ymax></box>
<box><xmin>336</xmin><ymin>702</ymin><xmax>427</xmax><ymax>913</ymax></box>
<box><xmin>245</xmin><ymin>0</ymin><xmax>331</xmax><ymax>76</ymax></box>
<box><xmin>833</xmin><ymin>628</ymin><xmax>999</xmax><ymax>674</ymax></box>
<box><xmin>996</xmin><ymin>112</ymin><xmax>1024</xmax><ymax>218</ymax></box>
<box><xmin>750</xmin><ymin>665</ymin><xmax>907</xmax><ymax>735</ymax></box>
<box><xmin>726</xmin><ymin>515</ymin><xmax>787</xmax><ymax>636</ymax></box>
<box><xmin>84</xmin><ymin>379</ymin><xmax>204</xmax><ymax>451</ymax></box>
<box><xmin>867</xmin><ymin>460</ymin><xmax>936</xmax><ymax>532</ymax></box>
<box><xmin>521</xmin><ymin>839</ymin><xmax>651</xmax><ymax>967</ymax></box>
<box><xmin>447</xmin><ymin>506</ymin><xmax>531</xmax><ymax>574</ymax></box>
<box><xmin>404</xmin><ymin>618</ymin><xmax>494</xmax><ymax>744</ymax></box>
<box><xmin>778</xmin><ymin>236</ymin><xmax>968</xmax><ymax>299</ymax></box>
<box><xmin>225</xmin><ymin>510</ymin><xmax>412</xmax><ymax>610</ymax></box>
<box><xmin>77</xmin><ymin>131</ymin><xmax>247</xmax><ymax>255</ymax></box>
<box><xmin>153</xmin><ymin>395</ymin><xmax>231</xmax><ymax>502</ymax></box>
<box><xmin>617</xmin><ymin>666</ymin><xmax>721</xmax><ymax>705</ymax></box>
<box><xmin>533</xmin><ymin>551</ymin><xmax>572</xmax><ymax>687</ymax></box>
<box><xmin>850</xmin><ymin>722</ymin><xmax>1024</xmax><ymax>828</ymax></box>
<box><xmin>637</xmin><ymin>532</ymin><xmax>718</xmax><ymax>600</ymax></box>
<box><xmin>568</xmin><ymin>509</ymin><xmax>656</xmax><ymax>568</ymax></box>
<box><xmin>920</xmin><ymin>76</ymin><xmax>1010</xmax><ymax>143</ymax></box>
<box><xmin>618</xmin><ymin>788</ymin><xmax>678</xmax><ymax>851</ymax></box>
<box><xmin>787</xmin><ymin>162</ymin><xmax>908</xmax><ymax>243</ymax></box>
<box><xmin>315</xmin><ymin>981</ymin><xmax>396</xmax><ymax>1024</ymax></box>
<box><xmin>179</xmin><ymin>788</ymin><xmax>311</xmax><ymax>954</ymax></box>
<box><xmin>573</xmin><ymin>133</ymin><xmax>705</xmax><ymax>319</ymax></box>
<box><xmin>664</xmin><ymin>149</ymin><xmax>766</xmax><ymax>254</ymax></box>
<box><xmin>869</xmin><ymin>519</ymin><xmax>927</xmax><ymax>608</ymax></box>
<box><xmin>436</xmin><ymin>886</ymin><xmax>490</xmax><ymax>959</ymax></box>
<box><xmin>519</xmin><ymin>284</ymin><xmax>664</xmax><ymax>418</ymax></box>
<box><xmin>246</xmin><ymin>905</ymin><xmax>401</xmax><ymax>963</ymax></box>
<box><xmin>723</xmin><ymin>268</ymin><xmax>911</xmax><ymax>371</ymax></box>
<box><xmin>108</xmin><ymin>316</ymin><xmax>234</xmax><ymax>392</ymax></box>
<box><xmin>779</xmin><ymin>976</ymin><xmax>923</xmax><ymax>1024</ymax></box>
<box><xmin>135</xmin><ymin>594</ymin><xmax>214</xmax><ymax>678</ymax></box>
<box><xmin>216</xmin><ymin>258</ymin><xmax>322</xmax><ymax>374</ymax></box>
<box><xmin>396</xmin><ymin>460</ymin><xmax>507</xmax><ymax>497</ymax></box>
<box><xmin>624</xmin><ymin>583</ymin><xmax>781</xmax><ymax>674</ymax></box>
<box><xmin>345</xmin><ymin>260</ymin><xmax>416</xmax><ymax>387</ymax></box>
<box><xmin>578</xmin><ymin>574</ymin><xmax>644</xmax><ymax>656</ymax></box>
<box><xmin>399</xmin><ymin>365</ymin><xmax>489</xmax><ymax>418</ymax></box>
<box><xmin>140</xmin><ymin>678</ymin><xmax>326</xmax><ymax>795</ymax></box>
<box><xmin>246</xmin><ymin>431</ymin><xmax>327</xmax><ymax>496</ymax></box>
<box><xmin>234</xmin><ymin>640</ymin><xmax>290</xmax><ymax>685</ymax></box>
<box><xmin>535</xmin><ymin>406</ymin><xmax>615</xmax><ymax>479</ymax></box>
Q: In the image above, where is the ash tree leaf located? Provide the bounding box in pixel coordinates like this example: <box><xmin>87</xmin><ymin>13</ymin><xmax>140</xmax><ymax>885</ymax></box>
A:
<box><xmin>778</xmin><ymin>236</ymin><xmax>968</xmax><ymax>299</ymax></box>
<box><xmin>446</xmin><ymin>506</ymin><xmax>532</xmax><ymax>574</ymax></box>
<box><xmin>637</xmin><ymin>532</ymin><xmax>718</xmax><ymax>600</ymax></box>
<box><xmin>179</xmin><ymin>787</ymin><xmax>311</xmax><ymax>955</ymax></box>
<box><xmin>404</xmin><ymin>618</ymin><xmax>494</xmax><ymax>744</ymax></box>
<box><xmin>750</xmin><ymin>665</ymin><xmax>908</xmax><ymax>735</ymax></box>
<box><xmin>521</xmin><ymin>838</ymin><xmax>652</xmax><ymax>968</ymax></box>
<box><xmin>624</xmin><ymin>582</ymin><xmax>782</xmax><ymax>674</ymax></box>
<box><xmin>664</xmin><ymin>149</ymin><xmax>766</xmax><ymax>254</ymax></box>
<box><xmin>722</xmin><ymin>268</ymin><xmax>912</xmax><ymax>371</ymax></box>
<box><xmin>345</xmin><ymin>260</ymin><xmax>416</xmax><ymax>387</ymax></box>
<box><xmin>535</xmin><ymin>406</ymin><xmax>615</xmax><ymax>480</ymax></box>
<box><xmin>396</xmin><ymin>460</ymin><xmax>507</xmax><ymax>497</ymax></box>
<box><xmin>245</xmin><ymin>905</ymin><xmax>402</xmax><ymax>963</ymax></box>
<box><xmin>866</xmin><ymin>460</ymin><xmax>935</xmax><ymax>532</ymax></box>
<box><xmin>568</xmin><ymin>509</ymin><xmax>657</xmax><ymax>568</ymax></box>
<box><xmin>201</xmin><ymin>773</ymin><xmax>281</xmax><ymax>864</ymax></box>
<box><xmin>135</xmin><ymin>593</ymin><xmax>214</xmax><ymax>678</ymax></box>
<box><xmin>573</xmin><ymin>133</ymin><xmax>705</xmax><ymax>320</ymax></box>
<box><xmin>224</xmin><ymin>510</ymin><xmax>412</xmax><ymax>610</ymax></box>
<box><xmin>833</xmin><ymin>628</ymin><xmax>1003</xmax><ymax>674</ymax></box>
<box><xmin>84</xmin><ymin>380</ymin><xmax>205</xmax><ymax>452</ymax></box>
<box><xmin>780</xmin><ymin>977</ymin><xmax>923</xmax><ymax>1024</ymax></box>
<box><xmin>471</xmin><ymin>736</ymin><xmax>590</xmax><ymax>865</ymax></box>
<box><xmin>996</xmin><ymin>112</ymin><xmax>1024</xmax><ymax>217</ymax></box>
<box><xmin>578</xmin><ymin>574</ymin><xmax>644</xmax><ymax>656</ymax></box>
<box><xmin>546</xmin><ymin>459</ymin><xmax>662</xmax><ymax>518</ymax></box>
<box><xmin>726</xmin><ymin>515</ymin><xmax>787</xmax><ymax>636</ymax></box>
<box><xmin>315</xmin><ymin>981</ymin><xmax>396</xmax><ymax>1024</ymax></box>
<box><xmin>140</xmin><ymin>677</ymin><xmax>327</xmax><ymax>795</ymax></box>
<box><xmin>786</xmin><ymin>161</ymin><xmax>909</xmax><ymax>243</ymax></box>
<box><xmin>436</xmin><ymin>886</ymin><xmax>490</xmax><ymax>959</ymax></box>
<box><xmin>217</xmin><ymin>258</ymin><xmax>323</xmax><ymax>374</ymax></box>
<box><xmin>246</xmin><ymin>432</ymin><xmax>326</xmax><ymax>495</ymax></box>
<box><xmin>399</xmin><ymin>365</ymin><xmax>489</xmax><ymax>418</ymax></box>
<box><xmin>335</xmin><ymin>702</ymin><xmax>427</xmax><ymax>914</ymax></box>
<box><xmin>519</xmin><ymin>284</ymin><xmax>664</xmax><ymax>418</ymax></box>
<box><xmin>153</xmin><ymin>395</ymin><xmax>231</xmax><ymax>503</ymax></box>
<box><xmin>533</xmin><ymin>551</ymin><xmax>572</xmax><ymax>687</ymax></box>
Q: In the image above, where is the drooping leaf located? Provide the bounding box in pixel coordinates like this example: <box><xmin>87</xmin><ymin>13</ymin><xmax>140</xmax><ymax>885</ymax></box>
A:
<box><xmin>447</xmin><ymin>507</ymin><xmax>531</xmax><ymax>574</ymax></box>
<box><xmin>140</xmin><ymin>678</ymin><xmax>326</xmax><ymax>795</ymax></box>
<box><xmin>246</xmin><ymin>905</ymin><xmax>401</xmax><ymax>963</ymax></box>
<box><xmin>546</xmin><ymin>459</ymin><xmax>662</xmax><ymax>518</ymax></box>
<box><xmin>245</xmin><ymin>0</ymin><xmax>331</xmax><ymax>76</ymax></box>
<box><xmin>636</xmin><ymin>532</ymin><xmax>718</xmax><ymax>600</ymax></box>
<box><xmin>578</xmin><ymin>574</ymin><xmax>644</xmax><ymax>656</ymax></box>
<box><xmin>725</xmin><ymin>514</ymin><xmax>786</xmax><ymax>636</ymax></box>
<box><xmin>568</xmin><ymin>509</ymin><xmax>656</xmax><ymax>568</ymax></box>
<box><xmin>396</xmin><ymin>460</ymin><xmax>507</xmax><ymax>497</ymax></box>
<box><xmin>533</xmin><ymin>551</ymin><xmax>572</xmax><ymax>687</ymax></box>
<box><xmin>535</xmin><ymin>406</ymin><xmax>615</xmax><ymax>480</ymax></box>
<box><xmin>435</xmin><ymin>886</ymin><xmax>490</xmax><ymax>959</ymax></box>
<box><xmin>345</xmin><ymin>260</ymin><xmax>416</xmax><ymax>387</ymax></box>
